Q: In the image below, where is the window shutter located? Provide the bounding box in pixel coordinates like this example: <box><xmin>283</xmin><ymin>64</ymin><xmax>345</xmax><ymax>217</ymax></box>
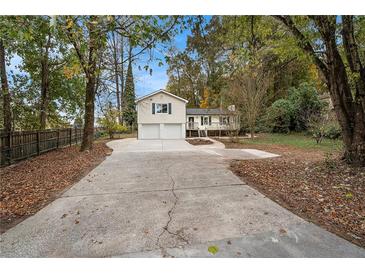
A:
<box><xmin>209</xmin><ymin>116</ymin><xmax>212</xmax><ymax>125</ymax></box>
<box><xmin>201</xmin><ymin>116</ymin><xmax>203</xmax><ymax>126</ymax></box>
<box><xmin>168</xmin><ymin>103</ymin><xmax>172</xmax><ymax>114</ymax></box>
<box><xmin>152</xmin><ymin>103</ymin><xmax>155</xmax><ymax>114</ymax></box>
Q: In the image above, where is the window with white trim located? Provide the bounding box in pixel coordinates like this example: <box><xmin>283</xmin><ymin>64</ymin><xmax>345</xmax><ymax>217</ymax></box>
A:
<box><xmin>152</xmin><ymin>103</ymin><xmax>171</xmax><ymax>114</ymax></box>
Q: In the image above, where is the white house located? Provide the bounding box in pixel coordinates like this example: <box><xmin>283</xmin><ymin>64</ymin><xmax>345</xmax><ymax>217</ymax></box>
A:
<box><xmin>136</xmin><ymin>89</ymin><xmax>188</xmax><ymax>139</ymax></box>
<box><xmin>136</xmin><ymin>89</ymin><xmax>240</xmax><ymax>139</ymax></box>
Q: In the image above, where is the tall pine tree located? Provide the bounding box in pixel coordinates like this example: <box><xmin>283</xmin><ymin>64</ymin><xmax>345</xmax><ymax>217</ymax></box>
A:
<box><xmin>122</xmin><ymin>44</ymin><xmax>136</xmax><ymax>127</ymax></box>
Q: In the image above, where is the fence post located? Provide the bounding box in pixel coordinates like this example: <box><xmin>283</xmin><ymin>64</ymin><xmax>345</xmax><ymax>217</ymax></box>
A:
<box><xmin>69</xmin><ymin>128</ymin><xmax>72</xmax><ymax>146</ymax></box>
<box><xmin>57</xmin><ymin>129</ymin><xmax>60</xmax><ymax>148</ymax></box>
<box><xmin>37</xmin><ymin>131</ymin><xmax>40</xmax><ymax>155</ymax></box>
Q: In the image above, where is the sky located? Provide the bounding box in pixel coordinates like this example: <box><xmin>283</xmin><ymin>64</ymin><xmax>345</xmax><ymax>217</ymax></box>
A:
<box><xmin>134</xmin><ymin>16</ymin><xmax>213</xmax><ymax>98</ymax></box>
<box><xmin>133</xmin><ymin>27</ymin><xmax>191</xmax><ymax>98</ymax></box>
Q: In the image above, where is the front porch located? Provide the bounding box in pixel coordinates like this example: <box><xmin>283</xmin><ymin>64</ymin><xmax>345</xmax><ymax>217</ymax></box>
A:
<box><xmin>186</xmin><ymin>108</ymin><xmax>240</xmax><ymax>138</ymax></box>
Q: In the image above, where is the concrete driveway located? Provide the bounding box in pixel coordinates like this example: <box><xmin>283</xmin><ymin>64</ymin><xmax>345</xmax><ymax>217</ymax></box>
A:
<box><xmin>1</xmin><ymin>139</ymin><xmax>364</xmax><ymax>257</ymax></box>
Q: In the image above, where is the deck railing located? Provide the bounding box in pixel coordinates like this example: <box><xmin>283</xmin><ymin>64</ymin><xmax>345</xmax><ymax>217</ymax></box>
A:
<box><xmin>186</xmin><ymin>122</ymin><xmax>238</xmax><ymax>130</ymax></box>
<box><xmin>186</xmin><ymin>122</ymin><xmax>199</xmax><ymax>130</ymax></box>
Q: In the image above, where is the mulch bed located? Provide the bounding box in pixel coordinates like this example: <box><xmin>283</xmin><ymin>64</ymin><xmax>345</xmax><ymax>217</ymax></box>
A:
<box><xmin>186</xmin><ymin>139</ymin><xmax>213</xmax><ymax>146</ymax></box>
<box><xmin>223</xmin><ymin>140</ymin><xmax>365</xmax><ymax>248</ymax></box>
<box><xmin>0</xmin><ymin>141</ymin><xmax>112</xmax><ymax>233</ymax></box>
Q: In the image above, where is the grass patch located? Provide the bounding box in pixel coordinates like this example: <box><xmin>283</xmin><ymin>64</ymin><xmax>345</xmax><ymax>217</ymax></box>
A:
<box><xmin>237</xmin><ymin>133</ymin><xmax>343</xmax><ymax>152</ymax></box>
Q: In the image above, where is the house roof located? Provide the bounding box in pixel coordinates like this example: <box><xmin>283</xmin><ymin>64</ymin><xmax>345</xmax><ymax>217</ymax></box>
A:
<box><xmin>135</xmin><ymin>89</ymin><xmax>188</xmax><ymax>103</ymax></box>
<box><xmin>186</xmin><ymin>108</ymin><xmax>232</xmax><ymax>115</ymax></box>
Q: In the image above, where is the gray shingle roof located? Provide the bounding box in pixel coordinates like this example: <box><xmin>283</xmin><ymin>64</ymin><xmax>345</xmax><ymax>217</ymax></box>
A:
<box><xmin>186</xmin><ymin>108</ymin><xmax>230</xmax><ymax>115</ymax></box>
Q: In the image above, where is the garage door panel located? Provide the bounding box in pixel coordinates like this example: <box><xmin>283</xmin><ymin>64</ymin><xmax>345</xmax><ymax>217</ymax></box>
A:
<box><xmin>140</xmin><ymin>124</ymin><xmax>160</xmax><ymax>139</ymax></box>
<box><xmin>163</xmin><ymin>124</ymin><xmax>182</xmax><ymax>139</ymax></box>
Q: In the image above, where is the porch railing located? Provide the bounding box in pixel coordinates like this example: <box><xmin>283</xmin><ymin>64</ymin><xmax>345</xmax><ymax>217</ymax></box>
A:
<box><xmin>186</xmin><ymin>122</ymin><xmax>199</xmax><ymax>130</ymax></box>
<box><xmin>186</xmin><ymin>122</ymin><xmax>238</xmax><ymax>130</ymax></box>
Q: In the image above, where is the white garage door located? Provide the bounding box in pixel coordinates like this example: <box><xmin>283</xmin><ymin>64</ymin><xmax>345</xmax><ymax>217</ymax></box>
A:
<box><xmin>163</xmin><ymin>124</ymin><xmax>182</xmax><ymax>139</ymax></box>
<box><xmin>139</xmin><ymin>124</ymin><xmax>183</xmax><ymax>139</ymax></box>
<box><xmin>140</xmin><ymin>124</ymin><xmax>160</xmax><ymax>139</ymax></box>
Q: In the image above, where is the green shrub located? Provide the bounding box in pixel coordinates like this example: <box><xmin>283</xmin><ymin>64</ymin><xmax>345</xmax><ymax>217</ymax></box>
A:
<box><xmin>266</xmin><ymin>82</ymin><xmax>326</xmax><ymax>134</ymax></box>
<box><xmin>255</xmin><ymin>115</ymin><xmax>271</xmax><ymax>133</ymax></box>
<box><xmin>323</xmin><ymin>123</ymin><xmax>342</xmax><ymax>139</ymax></box>
<box><xmin>288</xmin><ymin>82</ymin><xmax>326</xmax><ymax>131</ymax></box>
<box><xmin>266</xmin><ymin>99</ymin><xmax>295</xmax><ymax>133</ymax></box>
<box><xmin>95</xmin><ymin>131</ymin><xmax>109</xmax><ymax>139</ymax></box>
<box><xmin>114</xmin><ymin>124</ymin><xmax>128</xmax><ymax>133</ymax></box>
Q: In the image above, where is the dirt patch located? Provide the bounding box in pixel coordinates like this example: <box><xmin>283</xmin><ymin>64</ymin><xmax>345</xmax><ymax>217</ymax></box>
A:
<box><xmin>186</xmin><ymin>139</ymin><xmax>213</xmax><ymax>146</ymax></box>
<box><xmin>223</xmin><ymin>140</ymin><xmax>365</xmax><ymax>248</ymax></box>
<box><xmin>0</xmin><ymin>141</ymin><xmax>112</xmax><ymax>233</ymax></box>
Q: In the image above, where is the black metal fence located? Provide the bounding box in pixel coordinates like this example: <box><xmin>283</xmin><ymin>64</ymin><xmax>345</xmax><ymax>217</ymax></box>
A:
<box><xmin>0</xmin><ymin>128</ymin><xmax>83</xmax><ymax>167</ymax></box>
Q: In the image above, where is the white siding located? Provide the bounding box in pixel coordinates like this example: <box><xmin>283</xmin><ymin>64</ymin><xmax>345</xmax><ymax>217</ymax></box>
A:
<box><xmin>137</xmin><ymin>92</ymin><xmax>186</xmax><ymax>124</ymax></box>
<box><xmin>136</xmin><ymin>91</ymin><xmax>187</xmax><ymax>139</ymax></box>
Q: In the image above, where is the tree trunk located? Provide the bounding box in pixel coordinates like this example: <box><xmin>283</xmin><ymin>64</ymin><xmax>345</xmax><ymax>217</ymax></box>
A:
<box><xmin>318</xmin><ymin>17</ymin><xmax>365</xmax><ymax>166</ymax></box>
<box><xmin>0</xmin><ymin>39</ymin><xmax>12</xmax><ymax>133</ymax></box>
<box><xmin>344</xmin><ymin>105</ymin><xmax>365</xmax><ymax>164</ymax></box>
<box><xmin>250</xmin><ymin>124</ymin><xmax>255</xmax><ymax>140</ymax></box>
<box><xmin>112</xmin><ymin>32</ymin><xmax>122</xmax><ymax>124</ymax></box>
<box><xmin>39</xmin><ymin>32</ymin><xmax>52</xmax><ymax>130</ymax></box>
<box><xmin>80</xmin><ymin>17</ymin><xmax>99</xmax><ymax>151</ymax></box>
<box><xmin>340</xmin><ymin>16</ymin><xmax>365</xmax><ymax>164</ymax></box>
<box><xmin>327</xmin><ymin>68</ymin><xmax>365</xmax><ymax>165</ymax></box>
<box><xmin>81</xmin><ymin>76</ymin><xmax>96</xmax><ymax>151</ymax></box>
<box><xmin>120</xmin><ymin>35</ymin><xmax>125</xmax><ymax>121</ymax></box>
<box><xmin>39</xmin><ymin>56</ymin><xmax>50</xmax><ymax>129</ymax></box>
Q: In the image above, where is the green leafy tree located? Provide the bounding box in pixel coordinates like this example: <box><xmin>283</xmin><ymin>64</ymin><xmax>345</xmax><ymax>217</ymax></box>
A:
<box><xmin>166</xmin><ymin>48</ymin><xmax>205</xmax><ymax>107</ymax></box>
<box><xmin>15</xmin><ymin>16</ymin><xmax>79</xmax><ymax>129</ymax></box>
<box><xmin>0</xmin><ymin>38</ymin><xmax>11</xmax><ymax>132</ymax></box>
<box><xmin>274</xmin><ymin>15</ymin><xmax>365</xmax><ymax>165</ymax></box>
<box><xmin>122</xmin><ymin>50</ymin><xmax>136</xmax><ymax>128</ymax></box>
<box><xmin>61</xmin><ymin>15</ymin><xmax>108</xmax><ymax>151</ymax></box>
<box><xmin>98</xmin><ymin>103</ymin><xmax>127</xmax><ymax>139</ymax></box>
<box><xmin>166</xmin><ymin>16</ymin><xmax>318</xmax><ymax>109</ymax></box>
<box><xmin>1</xmin><ymin>16</ymin><xmax>85</xmax><ymax>131</ymax></box>
<box><xmin>0</xmin><ymin>16</ymin><xmax>19</xmax><ymax>132</ymax></box>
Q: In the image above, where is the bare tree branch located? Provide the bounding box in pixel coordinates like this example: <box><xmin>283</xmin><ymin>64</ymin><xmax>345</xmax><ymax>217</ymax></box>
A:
<box><xmin>273</xmin><ymin>16</ymin><xmax>329</xmax><ymax>76</ymax></box>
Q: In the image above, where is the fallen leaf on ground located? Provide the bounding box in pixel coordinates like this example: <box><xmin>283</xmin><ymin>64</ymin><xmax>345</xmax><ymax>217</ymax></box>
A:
<box><xmin>227</xmin><ymin>140</ymin><xmax>365</xmax><ymax>248</ymax></box>
<box><xmin>0</xmin><ymin>141</ymin><xmax>112</xmax><ymax>233</ymax></box>
<box><xmin>208</xmin><ymin>245</ymin><xmax>219</xmax><ymax>255</ymax></box>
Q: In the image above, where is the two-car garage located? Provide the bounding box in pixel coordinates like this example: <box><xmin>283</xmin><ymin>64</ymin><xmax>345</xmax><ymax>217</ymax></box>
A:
<box><xmin>136</xmin><ymin>89</ymin><xmax>188</xmax><ymax>140</ymax></box>
<box><xmin>139</xmin><ymin>123</ymin><xmax>184</xmax><ymax>140</ymax></box>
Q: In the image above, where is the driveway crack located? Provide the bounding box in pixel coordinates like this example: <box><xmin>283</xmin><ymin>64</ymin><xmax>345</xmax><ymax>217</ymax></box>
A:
<box><xmin>156</xmin><ymin>162</ymin><xmax>189</xmax><ymax>257</ymax></box>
